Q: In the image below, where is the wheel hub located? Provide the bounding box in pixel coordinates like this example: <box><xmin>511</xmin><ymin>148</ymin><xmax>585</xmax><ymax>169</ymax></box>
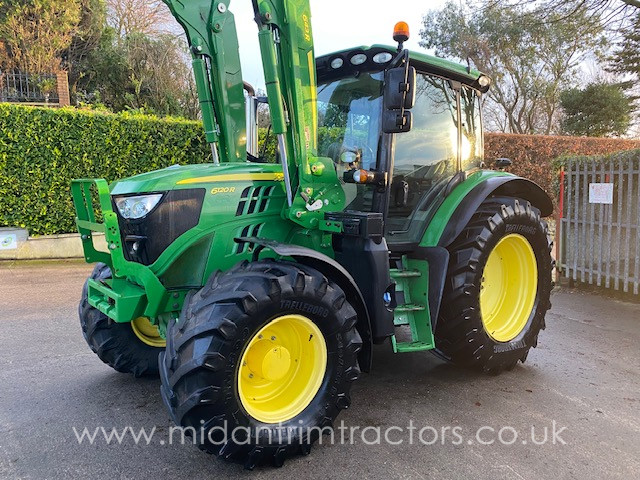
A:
<box><xmin>131</xmin><ymin>316</ymin><xmax>166</xmax><ymax>348</ymax></box>
<box><xmin>246</xmin><ymin>340</ymin><xmax>292</xmax><ymax>381</ymax></box>
<box><xmin>238</xmin><ymin>314</ymin><xmax>327</xmax><ymax>424</ymax></box>
<box><xmin>480</xmin><ymin>233</ymin><xmax>538</xmax><ymax>343</ymax></box>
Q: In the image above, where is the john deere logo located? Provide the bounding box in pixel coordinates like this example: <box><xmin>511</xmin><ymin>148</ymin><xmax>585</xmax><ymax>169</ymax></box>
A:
<box><xmin>1</xmin><ymin>237</ymin><xmax>11</xmax><ymax>247</ymax></box>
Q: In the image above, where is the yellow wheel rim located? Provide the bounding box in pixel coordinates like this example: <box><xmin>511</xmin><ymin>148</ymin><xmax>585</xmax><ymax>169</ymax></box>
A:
<box><xmin>238</xmin><ymin>314</ymin><xmax>327</xmax><ymax>424</ymax></box>
<box><xmin>480</xmin><ymin>234</ymin><xmax>538</xmax><ymax>343</ymax></box>
<box><xmin>131</xmin><ymin>317</ymin><xmax>166</xmax><ymax>348</ymax></box>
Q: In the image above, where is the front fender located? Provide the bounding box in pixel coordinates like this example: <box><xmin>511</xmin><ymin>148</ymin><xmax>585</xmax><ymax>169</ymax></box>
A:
<box><xmin>235</xmin><ymin>237</ymin><xmax>374</xmax><ymax>373</ymax></box>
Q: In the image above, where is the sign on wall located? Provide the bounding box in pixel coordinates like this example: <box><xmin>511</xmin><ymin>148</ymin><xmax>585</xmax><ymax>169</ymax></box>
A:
<box><xmin>588</xmin><ymin>183</ymin><xmax>614</xmax><ymax>204</ymax></box>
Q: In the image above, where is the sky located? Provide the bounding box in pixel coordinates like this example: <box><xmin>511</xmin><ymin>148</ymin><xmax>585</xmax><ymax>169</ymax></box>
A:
<box><xmin>228</xmin><ymin>0</ymin><xmax>447</xmax><ymax>90</ymax></box>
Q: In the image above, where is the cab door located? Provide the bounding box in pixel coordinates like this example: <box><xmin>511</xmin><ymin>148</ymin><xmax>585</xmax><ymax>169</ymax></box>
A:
<box><xmin>385</xmin><ymin>72</ymin><xmax>483</xmax><ymax>248</ymax></box>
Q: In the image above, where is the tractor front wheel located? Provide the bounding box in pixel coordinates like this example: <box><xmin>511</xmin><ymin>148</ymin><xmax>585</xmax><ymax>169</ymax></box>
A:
<box><xmin>159</xmin><ymin>260</ymin><xmax>361</xmax><ymax>469</ymax></box>
<box><xmin>435</xmin><ymin>197</ymin><xmax>553</xmax><ymax>373</ymax></box>
<box><xmin>79</xmin><ymin>263</ymin><xmax>165</xmax><ymax>377</ymax></box>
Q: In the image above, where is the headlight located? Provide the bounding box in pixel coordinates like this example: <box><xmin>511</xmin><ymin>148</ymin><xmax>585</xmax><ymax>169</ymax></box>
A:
<box><xmin>114</xmin><ymin>194</ymin><xmax>163</xmax><ymax>219</ymax></box>
<box><xmin>478</xmin><ymin>75</ymin><xmax>491</xmax><ymax>88</ymax></box>
<box><xmin>350</xmin><ymin>53</ymin><xmax>367</xmax><ymax>66</ymax></box>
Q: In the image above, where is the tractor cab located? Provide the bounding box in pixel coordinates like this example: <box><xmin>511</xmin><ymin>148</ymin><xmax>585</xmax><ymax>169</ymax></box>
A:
<box><xmin>312</xmin><ymin>44</ymin><xmax>489</xmax><ymax>248</ymax></box>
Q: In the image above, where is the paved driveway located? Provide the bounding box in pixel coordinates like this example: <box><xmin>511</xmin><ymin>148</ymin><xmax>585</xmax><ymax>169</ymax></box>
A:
<box><xmin>1</xmin><ymin>261</ymin><xmax>638</xmax><ymax>479</ymax></box>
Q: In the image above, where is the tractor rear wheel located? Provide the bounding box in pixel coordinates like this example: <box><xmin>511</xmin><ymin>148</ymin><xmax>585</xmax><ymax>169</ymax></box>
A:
<box><xmin>435</xmin><ymin>197</ymin><xmax>553</xmax><ymax>373</ymax></box>
<box><xmin>79</xmin><ymin>263</ymin><xmax>164</xmax><ymax>377</ymax></box>
<box><xmin>159</xmin><ymin>260</ymin><xmax>361</xmax><ymax>469</ymax></box>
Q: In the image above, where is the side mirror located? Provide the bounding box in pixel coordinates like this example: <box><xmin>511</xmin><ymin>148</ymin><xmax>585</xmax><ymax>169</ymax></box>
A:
<box><xmin>383</xmin><ymin>66</ymin><xmax>416</xmax><ymax>110</ymax></box>
<box><xmin>382</xmin><ymin>109</ymin><xmax>412</xmax><ymax>134</ymax></box>
<box><xmin>382</xmin><ymin>65</ymin><xmax>416</xmax><ymax>134</ymax></box>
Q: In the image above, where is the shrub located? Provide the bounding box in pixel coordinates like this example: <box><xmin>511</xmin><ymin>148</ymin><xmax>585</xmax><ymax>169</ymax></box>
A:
<box><xmin>484</xmin><ymin>133</ymin><xmax>640</xmax><ymax>206</ymax></box>
<box><xmin>2</xmin><ymin>104</ymin><xmax>639</xmax><ymax>236</ymax></box>
<box><xmin>0</xmin><ymin>104</ymin><xmax>209</xmax><ymax>235</ymax></box>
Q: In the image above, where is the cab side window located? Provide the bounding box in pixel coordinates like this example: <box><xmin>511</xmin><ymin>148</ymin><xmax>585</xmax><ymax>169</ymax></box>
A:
<box><xmin>460</xmin><ymin>86</ymin><xmax>483</xmax><ymax>171</ymax></box>
<box><xmin>393</xmin><ymin>75</ymin><xmax>458</xmax><ymax>176</ymax></box>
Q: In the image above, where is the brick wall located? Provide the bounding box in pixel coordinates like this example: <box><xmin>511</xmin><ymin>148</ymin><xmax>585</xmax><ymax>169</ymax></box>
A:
<box><xmin>55</xmin><ymin>71</ymin><xmax>70</xmax><ymax>107</ymax></box>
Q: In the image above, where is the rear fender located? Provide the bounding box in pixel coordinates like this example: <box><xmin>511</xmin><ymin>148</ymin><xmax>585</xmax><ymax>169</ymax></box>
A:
<box><xmin>436</xmin><ymin>176</ymin><xmax>553</xmax><ymax>248</ymax></box>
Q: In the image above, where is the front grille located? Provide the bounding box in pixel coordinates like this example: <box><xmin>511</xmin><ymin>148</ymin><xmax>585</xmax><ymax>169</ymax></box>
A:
<box><xmin>115</xmin><ymin>189</ymin><xmax>205</xmax><ymax>265</ymax></box>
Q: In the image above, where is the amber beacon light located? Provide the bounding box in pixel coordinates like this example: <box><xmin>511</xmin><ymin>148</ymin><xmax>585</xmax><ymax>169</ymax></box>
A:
<box><xmin>393</xmin><ymin>21</ymin><xmax>410</xmax><ymax>43</ymax></box>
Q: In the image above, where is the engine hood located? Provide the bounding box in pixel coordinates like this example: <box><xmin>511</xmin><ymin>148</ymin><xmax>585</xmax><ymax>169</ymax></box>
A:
<box><xmin>109</xmin><ymin>162</ymin><xmax>285</xmax><ymax>195</ymax></box>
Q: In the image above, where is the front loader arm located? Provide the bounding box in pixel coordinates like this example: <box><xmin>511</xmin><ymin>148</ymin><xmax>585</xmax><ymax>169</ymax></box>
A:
<box><xmin>164</xmin><ymin>0</ymin><xmax>344</xmax><ymax>227</ymax></box>
<box><xmin>253</xmin><ymin>0</ymin><xmax>318</xmax><ymax>167</ymax></box>
<box><xmin>161</xmin><ymin>0</ymin><xmax>316</xmax><ymax>171</ymax></box>
<box><xmin>253</xmin><ymin>0</ymin><xmax>345</xmax><ymax>226</ymax></box>
<box><xmin>162</xmin><ymin>0</ymin><xmax>246</xmax><ymax>163</ymax></box>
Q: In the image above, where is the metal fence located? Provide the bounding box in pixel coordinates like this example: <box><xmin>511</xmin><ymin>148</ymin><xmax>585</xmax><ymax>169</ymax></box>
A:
<box><xmin>558</xmin><ymin>153</ymin><xmax>640</xmax><ymax>295</ymax></box>
<box><xmin>0</xmin><ymin>72</ymin><xmax>60</xmax><ymax>104</ymax></box>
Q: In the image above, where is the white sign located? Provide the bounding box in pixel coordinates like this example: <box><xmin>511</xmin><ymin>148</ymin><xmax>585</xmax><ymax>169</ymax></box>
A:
<box><xmin>589</xmin><ymin>183</ymin><xmax>614</xmax><ymax>204</ymax></box>
<box><xmin>0</xmin><ymin>233</ymin><xmax>17</xmax><ymax>250</ymax></box>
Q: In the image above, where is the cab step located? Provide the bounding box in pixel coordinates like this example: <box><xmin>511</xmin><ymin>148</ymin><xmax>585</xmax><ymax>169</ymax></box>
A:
<box><xmin>391</xmin><ymin>338</ymin><xmax>435</xmax><ymax>353</ymax></box>
<box><xmin>390</xmin><ymin>269</ymin><xmax>422</xmax><ymax>279</ymax></box>
<box><xmin>394</xmin><ymin>303</ymin><xmax>426</xmax><ymax>313</ymax></box>
<box><xmin>390</xmin><ymin>258</ymin><xmax>435</xmax><ymax>353</ymax></box>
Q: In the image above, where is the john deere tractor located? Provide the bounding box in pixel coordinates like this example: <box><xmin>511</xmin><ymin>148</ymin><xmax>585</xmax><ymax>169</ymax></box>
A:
<box><xmin>72</xmin><ymin>0</ymin><xmax>553</xmax><ymax>468</ymax></box>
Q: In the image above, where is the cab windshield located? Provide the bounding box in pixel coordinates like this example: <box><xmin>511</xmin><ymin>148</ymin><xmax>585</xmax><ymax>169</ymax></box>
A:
<box><xmin>316</xmin><ymin>69</ymin><xmax>483</xmax><ymax>242</ymax></box>
<box><xmin>317</xmin><ymin>71</ymin><xmax>384</xmax><ymax>172</ymax></box>
<box><xmin>317</xmin><ymin>72</ymin><xmax>384</xmax><ymax>211</ymax></box>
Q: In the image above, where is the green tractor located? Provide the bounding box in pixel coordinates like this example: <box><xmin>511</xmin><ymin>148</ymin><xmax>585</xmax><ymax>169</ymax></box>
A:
<box><xmin>72</xmin><ymin>0</ymin><xmax>553</xmax><ymax>468</ymax></box>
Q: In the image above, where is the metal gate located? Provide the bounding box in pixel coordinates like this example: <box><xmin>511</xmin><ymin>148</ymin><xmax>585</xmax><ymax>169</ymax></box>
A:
<box><xmin>0</xmin><ymin>72</ymin><xmax>60</xmax><ymax>104</ymax></box>
<box><xmin>558</xmin><ymin>153</ymin><xmax>640</xmax><ymax>295</ymax></box>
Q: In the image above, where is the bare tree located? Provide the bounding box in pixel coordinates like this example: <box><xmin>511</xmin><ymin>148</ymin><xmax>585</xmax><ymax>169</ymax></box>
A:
<box><xmin>106</xmin><ymin>0</ymin><xmax>173</xmax><ymax>38</ymax></box>
<box><xmin>485</xmin><ymin>0</ymin><xmax>638</xmax><ymax>33</ymax></box>
<box><xmin>421</xmin><ymin>1</ymin><xmax>607</xmax><ymax>134</ymax></box>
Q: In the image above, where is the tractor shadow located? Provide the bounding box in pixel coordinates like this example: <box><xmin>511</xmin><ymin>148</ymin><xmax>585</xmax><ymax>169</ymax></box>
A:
<box><xmin>346</xmin><ymin>343</ymin><xmax>544</xmax><ymax>428</ymax></box>
<box><xmin>365</xmin><ymin>343</ymin><xmax>541</xmax><ymax>384</ymax></box>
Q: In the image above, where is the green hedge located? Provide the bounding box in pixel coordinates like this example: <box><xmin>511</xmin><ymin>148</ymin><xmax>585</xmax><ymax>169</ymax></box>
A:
<box><xmin>0</xmin><ymin>104</ymin><xmax>348</xmax><ymax>236</ymax></box>
<box><xmin>5</xmin><ymin>102</ymin><xmax>639</xmax><ymax>236</ymax></box>
<box><xmin>0</xmin><ymin>104</ymin><xmax>210</xmax><ymax>235</ymax></box>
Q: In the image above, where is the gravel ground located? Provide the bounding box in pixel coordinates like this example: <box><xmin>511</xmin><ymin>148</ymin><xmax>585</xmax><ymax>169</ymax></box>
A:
<box><xmin>0</xmin><ymin>260</ymin><xmax>638</xmax><ymax>479</ymax></box>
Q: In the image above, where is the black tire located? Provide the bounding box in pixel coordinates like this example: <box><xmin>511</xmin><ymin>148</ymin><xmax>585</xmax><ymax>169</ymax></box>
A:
<box><xmin>435</xmin><ymin>197</ymin><xmax>554</xmax><ymax>373</ymax></box>
<box><xmin>159</xmin><ymin>260</ymin><xmax>362</xmax><ymax>469</ymax></box>
<box><xmin>79</xmin><ymin>263</ymin><xmax>162</xmax><ymax>377</ymax></box>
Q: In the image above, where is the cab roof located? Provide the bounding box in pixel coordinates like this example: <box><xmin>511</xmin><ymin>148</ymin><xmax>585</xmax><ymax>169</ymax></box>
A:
<box><xmin>316</xmin><ymin>44</ymin><xmax>489</xmax><ymax>93</ymax></box>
